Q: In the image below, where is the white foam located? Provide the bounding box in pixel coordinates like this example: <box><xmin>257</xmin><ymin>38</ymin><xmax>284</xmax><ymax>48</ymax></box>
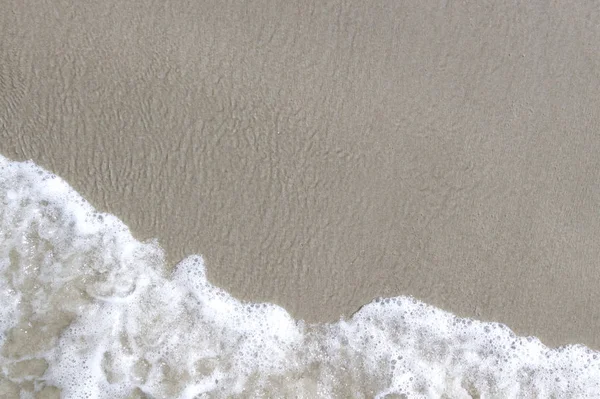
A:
<box><xmin>1</xmin><ymin>153</ymin><xmax>599</xmax><ymax>398</ymax></box>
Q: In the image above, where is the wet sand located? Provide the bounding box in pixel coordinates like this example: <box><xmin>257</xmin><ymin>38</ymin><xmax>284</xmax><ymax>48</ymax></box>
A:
<box><xmin>1</xmin><ymin>0</ymin><xmax>600</xmax><ymax>349</ymax></box>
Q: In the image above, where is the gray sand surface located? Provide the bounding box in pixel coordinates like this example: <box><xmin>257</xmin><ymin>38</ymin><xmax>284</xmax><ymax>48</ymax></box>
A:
<box><xmin>1</xmin><ymin>0</ymin><xmax>600</xmax><ymax>348</ymax></box>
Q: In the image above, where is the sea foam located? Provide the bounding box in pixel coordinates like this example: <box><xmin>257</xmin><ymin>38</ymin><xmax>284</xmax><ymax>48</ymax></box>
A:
<box><xmin>1</xmin><ymin>154</ymin><xmax>599</xmax><ymax>398</ymax></box>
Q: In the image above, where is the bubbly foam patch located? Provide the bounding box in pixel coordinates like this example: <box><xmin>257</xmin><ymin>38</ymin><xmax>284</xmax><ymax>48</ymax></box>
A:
<box><xmin>1</xmin><ymin>154</ymin><xmax>599</xmax><ymax>398</ymax></box>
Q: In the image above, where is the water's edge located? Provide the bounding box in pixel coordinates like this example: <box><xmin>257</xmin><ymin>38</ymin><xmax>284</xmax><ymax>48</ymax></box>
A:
<box><xmin>1</xmin><ymin>154</ymin><xmax>599</xmax><ymax>398</ymax></box>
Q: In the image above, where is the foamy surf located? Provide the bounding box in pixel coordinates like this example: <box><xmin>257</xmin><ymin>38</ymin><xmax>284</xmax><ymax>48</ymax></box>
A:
<box><xmin>1</xmin><ymin>154</ymin><xmax>599</xmax><ymax>398</ymax></box>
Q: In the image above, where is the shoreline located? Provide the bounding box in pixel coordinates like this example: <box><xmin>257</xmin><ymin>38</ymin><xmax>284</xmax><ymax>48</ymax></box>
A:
<box><xmin>2</xmin><ymin>0</ymin><xmax>600</xmax><ymax>350</ymax></box>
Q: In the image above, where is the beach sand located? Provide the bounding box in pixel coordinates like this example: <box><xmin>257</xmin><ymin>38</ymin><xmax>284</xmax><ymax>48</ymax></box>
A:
<box><xmin>1</xmin><ymin>0</ymin><xmax>600</xmax><ymax>350</ymax></box>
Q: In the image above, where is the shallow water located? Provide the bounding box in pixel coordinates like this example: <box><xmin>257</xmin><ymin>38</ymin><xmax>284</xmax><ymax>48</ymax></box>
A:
<box><xmin>1</xmin><ymin>154</ymin><xmax>599</xmax><ymax>398</ymax></box>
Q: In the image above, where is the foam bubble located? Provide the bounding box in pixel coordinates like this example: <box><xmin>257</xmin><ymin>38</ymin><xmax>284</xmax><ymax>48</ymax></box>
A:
<box><xmin>1</xmin><ymin>153</ymin><xmax>600</xmax><ymax>398</ymax></box>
